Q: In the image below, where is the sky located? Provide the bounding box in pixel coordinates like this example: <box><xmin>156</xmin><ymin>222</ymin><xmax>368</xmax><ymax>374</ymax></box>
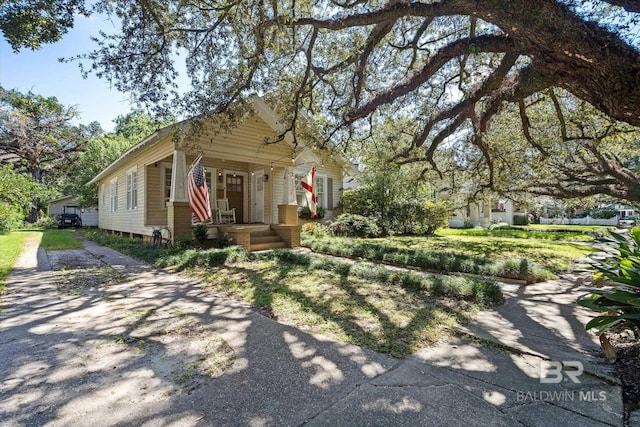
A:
<box><xmin>0</xmin><ymin>14</ymin><xmax>135</xmax><ymax>132</ymax></box>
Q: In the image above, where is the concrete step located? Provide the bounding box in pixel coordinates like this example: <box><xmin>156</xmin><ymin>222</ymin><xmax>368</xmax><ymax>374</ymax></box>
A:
<box><xmin>251</xmin><ymin>229</ymin><xmax>278</xmax><ymax>238</ymax></box>
<box><xmin>251</xmin><ymin>235</ymin><xmax>283</xmax><ymax>245</ymax></box>
<box><xmin>250</xmin><ymin>241</ymin><xmax>287</xmax><ymax>251</ymax></box>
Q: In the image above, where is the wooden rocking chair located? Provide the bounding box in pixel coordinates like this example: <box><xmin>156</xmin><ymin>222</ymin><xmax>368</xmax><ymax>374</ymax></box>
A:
<box><xmin>216</xmin><ymin>198</ymin><xmax>236</xmax><ymax>224</ymax></box>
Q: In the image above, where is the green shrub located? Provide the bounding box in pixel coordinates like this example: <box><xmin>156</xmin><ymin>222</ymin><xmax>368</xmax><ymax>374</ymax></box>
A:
<box><xmin>393</xmin><ymin>200</ymin><xmax>451</xmax><ymax>235</ymax></box>
<box><xmin>0</xmin><ymin>202</ymin><xmax>23</xmax><ymax>234</ymax></box>
<box><xmin>32</xmin><ymin>214</ymin><xmax>56</xmax><ymax>229</ymax></box>
<box><xmin>341</xmin><ymin>186</ymin><xmax>381</xmax><ymax>218</ymax></box>
<box><xmin>298</xmin><ymin>205</ymin><xmax>326</xmax><ymax>219</ymax></box>
<box><xmin>193</xmin><ymin>224</ymin><xmax>208</xmax><ymax>243</ymax></box>
<box><xmin>577</xmin><ymin>227</ymin><xmax>640</xmax><ymax>336</ymax></box>
<box><xmin>328</xmin><ymin>214</ymin><xmax>381</xmax><ymax>238</ymax></box>
<box><xmin>301</xmin><ymin>222</ymin><xmax>326</xmax><ymax>237</ymax></box>
<box><xmin>513</xmin><ymin>214</ymin><xmax>530</xmax><ymax>226</ymax></box>
<box><xmin>489</xmin><ymin>222</ymin><xmax>510</xmax><ymax>230</ymax></box>
<box><xmin>590</xmin><ymin>208</ymin><xmax>618</xmax><ymax>219</ymax></box>
<box><xmin>462</xmin><ymin>219</ymin><xmax>474</xmax><ymax>229</ymax></box>
<box><xmin>303</xmin><ymin>237</ymin><xmax>553</xmax><ymax>283</ymax></box>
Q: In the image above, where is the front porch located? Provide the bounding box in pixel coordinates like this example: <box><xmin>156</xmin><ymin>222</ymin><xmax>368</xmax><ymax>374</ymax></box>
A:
<box><xmin>169</xmin><ymin>201</ymin><xmax>301</xmax><ymax>251</ymax></box>
<box><xmin>215</xmin><ymin>223</ymin><xmax>301</xmax><ymax>251</ymax></box>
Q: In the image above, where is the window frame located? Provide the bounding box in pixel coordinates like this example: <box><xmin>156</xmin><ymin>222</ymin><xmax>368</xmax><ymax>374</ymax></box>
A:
<box><xmin>110</xmin><ymin>178</ymin><xmax>118</xmax><ymax>213</ymax></box>
<box><xmin>126</xmin><ymin>167</ymin><xmax>138</xmax><ymax>211</ymax></box>
<box><xmin>294</xmin><ymin>170</ymin><xmax>327</xmax><ymax>209</ymax></box>
<box><xmin>161</xmin><ymin>162</ymin><xmax>172</xmax><ymax>209</ymax></box>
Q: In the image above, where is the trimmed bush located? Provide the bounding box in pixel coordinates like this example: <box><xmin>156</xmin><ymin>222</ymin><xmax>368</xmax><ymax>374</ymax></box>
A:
<box><xmin>298</xmin><ymin>205</ymin><xmax>326</xmax><ymax>219</ymax></box>
<box><xmin>303</xmin><ymin>236</ymin><xmax>554</xmax><ymax>283</ymax></box>
<box><xmin>328</xmin><ymin>214</ymin><xmax>381</xmax><ymax>238</ymax></box>
<box><xmin>590</xmin><ymin>208</ymin><xmax>618</xmax><ymax>219</ymax></box>
<box><xmin>513</xmin><ymin>214</ymin><xmax>530</xmax><ymax>225</ymax></box>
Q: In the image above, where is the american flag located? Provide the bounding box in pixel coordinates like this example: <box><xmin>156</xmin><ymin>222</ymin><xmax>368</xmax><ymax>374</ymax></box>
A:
<box><xmin>187</xmin><ymin>155</ymin><xmax>212</xmax><ymax>222</ymax></box>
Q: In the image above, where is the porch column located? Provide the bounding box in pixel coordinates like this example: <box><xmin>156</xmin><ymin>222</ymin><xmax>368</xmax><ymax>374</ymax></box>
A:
<box><xmin>469</xmin><ymin>203</ymin><xmax>479</xmax><ymax>226</ymax></box>
<box><xmin>168</xmin><ymin>150</ymin><xmax>191</xmax><ymax>242</ymax></box>
<box><xmin>170</xmin><ymin>150</ymin><xmax>188</xmax><ymax>203</ymax></box>
<box><xmin>278</xmin><ymin>167</ymin><xmax>298</xmax><ymax>225</ymax></box>
<box><xmin>480</xmin><ymin>200</ymin><xmax>491</xmax><ymax>228</ymax></box>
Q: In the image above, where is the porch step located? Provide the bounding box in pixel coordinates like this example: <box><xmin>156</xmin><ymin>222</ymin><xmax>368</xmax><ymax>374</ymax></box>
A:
<box><xmin>251</xmin><ymin>235</ymin><xmax>283</xmax><ymax>245</ymax></box>
<box><xmin>250</xmin><ymin>241</ymin><xmax>287</xmax><ymax>251</ymax></box>
<box><xmin>251</xmin><ymin>229</ymin><xmax>279</xmax><ymax>238</ymax></box>
<box><xmin>249</xmin><ymin>228</ymin><xmax>287</xmax><ymax>251</ymax></box>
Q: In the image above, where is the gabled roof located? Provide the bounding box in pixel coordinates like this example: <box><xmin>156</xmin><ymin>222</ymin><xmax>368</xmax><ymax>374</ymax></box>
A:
<box><xmin>87</xmin><ymin>97</ymin><xmax>336</xmax><ymax>185</ymax></box>
<box><xmin>48</xmin><ymin>195</ymin><xmax>75</xmax><ymax>204</ymax></box>
<box><xmin>87</xmin><ymin>121</ymin><xmax>187</xmax><ymax>185</ymax></box>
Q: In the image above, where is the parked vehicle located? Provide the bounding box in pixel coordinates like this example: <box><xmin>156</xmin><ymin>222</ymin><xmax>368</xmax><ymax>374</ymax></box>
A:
<box><xmin>57</xmin><ymin>213</ymin><xmax>82</xmax><ymax>229</ymax></box>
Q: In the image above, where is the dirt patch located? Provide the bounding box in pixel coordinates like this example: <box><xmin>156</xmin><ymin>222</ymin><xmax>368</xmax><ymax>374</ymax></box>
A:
<box><xmin>606</xmin><ymin>324</ymin><xmax>640</xmax><ymax>421</ymax></box>
<box><xmin>108</xmin><ymin>307</ymin><xmax>236</xmax><ymax>394</ymax></box>
<box><xmin>53</xmin><ymin>265</ymin><xmax>127</xmax><ymax>295</ymax></box>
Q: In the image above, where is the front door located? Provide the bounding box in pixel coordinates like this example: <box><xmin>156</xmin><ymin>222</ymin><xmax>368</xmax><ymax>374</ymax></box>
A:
<box><xmin>252</xmin><ymin>170</ymin><xmax>265</xmax><ymax>223</ymax></box>
<box><xmin>226</xmin><ymin>174</ymin><xmax>244</xmax><ymax>223</ymax></box>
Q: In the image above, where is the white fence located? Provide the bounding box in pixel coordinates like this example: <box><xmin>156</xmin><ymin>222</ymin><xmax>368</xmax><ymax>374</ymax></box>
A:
<box><xmin>539</xmin><ymin>216</ymin><xmax>619</xmax><ymax>226</ymax></box>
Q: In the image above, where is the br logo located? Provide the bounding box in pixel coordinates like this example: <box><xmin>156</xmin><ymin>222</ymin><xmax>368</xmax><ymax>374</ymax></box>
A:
<box><xmin>539</xmin><ymin>361</ymin><xmax>583</xmax><ymax>384</ymax></box>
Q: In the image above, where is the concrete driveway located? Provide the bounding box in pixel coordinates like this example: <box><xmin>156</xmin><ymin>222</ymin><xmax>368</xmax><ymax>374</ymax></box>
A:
<box><xmin>0</xmin><ymin>235</ymin><xmax>624</xmax><ymax>426</ymax></box>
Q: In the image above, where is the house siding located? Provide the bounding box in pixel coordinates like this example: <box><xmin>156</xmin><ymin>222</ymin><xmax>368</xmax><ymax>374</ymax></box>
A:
<box><xmin>94</xmin><ymin>111</ymin><xmax>345</xmax><ymax>236</ymax></box>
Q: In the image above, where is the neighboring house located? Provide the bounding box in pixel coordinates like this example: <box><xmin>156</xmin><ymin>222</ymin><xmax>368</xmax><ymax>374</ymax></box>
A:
<box><xmin>448</xmin><ymin>197</ymin><xmax>528</xmax><ymax>228</ymax></box>
<box><xmin>87</xmin><ymin>98</ymin><xmax>347</xmax><ymax>250</ymax></box>
<box><xmin>47</xmin><ymin>196</ymin><xmax>99</xmax><ymax>227</ymax></box>
<box><xmin>606</xmin><ymin>203</ymin><xmax>635</xmax><ymax>218</ymax></box>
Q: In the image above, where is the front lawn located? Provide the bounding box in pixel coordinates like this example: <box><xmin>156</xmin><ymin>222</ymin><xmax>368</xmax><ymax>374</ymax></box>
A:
<box><xmin>303</xmin><ymin>233</ymin><xmax>593</xmax><ymax>282</ymax></box>
<box><xmin>83</xmin><ymin>229</ymin><xmax>503</xmax><ymax>357</ymax></box>
<box><xmin>0</xmin><ymin>231</ymin><xmax>40</xmax><ymax>292</ymax></box>
<box><xmin>438</xmin><ymin>227</ymin><xmax>597</xmax><ymax>241</ymax></box>
<box><xmin>386</xmin><ymin>234</ymin><xmax>592</xmax><ymax>272</ymax></box>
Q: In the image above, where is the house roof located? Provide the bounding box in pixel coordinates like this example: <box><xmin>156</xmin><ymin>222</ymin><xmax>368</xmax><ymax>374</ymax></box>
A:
<box><xmin>87</xmin><ymin>120</ymin><xmax>188</xmax><ymax>185</ymax></box>
<box><xmin>89</xmin><ymin>97</ymin><xmax>344</xmax><ymax>185</ymax></box>
<box><xmin>48</xmin><ymin>195</ymin><xmax>76</xmax><ymax>204</ymax></box>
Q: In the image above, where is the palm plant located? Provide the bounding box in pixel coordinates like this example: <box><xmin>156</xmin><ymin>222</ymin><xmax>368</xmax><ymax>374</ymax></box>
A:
<box><xmin>578</xmin><ymin>227</ymin><xmax>640</xmax><ymax>338</ymax></box>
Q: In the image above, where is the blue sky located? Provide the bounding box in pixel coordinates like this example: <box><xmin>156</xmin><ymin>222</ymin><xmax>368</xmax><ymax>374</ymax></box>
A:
<box><xmin>0</xmin><ymin>14</ymin><xmax>135</xmax><ymax>132</ymax></box>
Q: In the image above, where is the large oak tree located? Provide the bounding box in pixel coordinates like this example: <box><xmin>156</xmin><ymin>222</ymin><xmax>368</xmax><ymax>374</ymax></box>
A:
<box><xmin>3</xmin><ymin>0</ymin><xmax>639</xmax><ymax>200</ymax></box>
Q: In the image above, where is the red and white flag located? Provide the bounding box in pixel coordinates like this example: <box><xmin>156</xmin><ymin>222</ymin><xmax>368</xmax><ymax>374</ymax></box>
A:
<box><xmin>300</xmin><ymin>166</ymin><xmax>316</xmax><ymax>218</ymax></box>
<box><xmin>187</xmin><ymin>155</ymin><xmax>212</xmax><ymax>223</ymax></box>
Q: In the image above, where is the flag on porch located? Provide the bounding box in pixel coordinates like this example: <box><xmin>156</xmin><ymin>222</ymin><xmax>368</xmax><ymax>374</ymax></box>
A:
<box><xmin>300</xmin><ymin>166</ymin><xmax>317</xmax><ymax>218</ymax></box>
<box><xmin>187</xmin><ymin>155</ymin><xmax>212</xmax><ymax>223</ymax></box>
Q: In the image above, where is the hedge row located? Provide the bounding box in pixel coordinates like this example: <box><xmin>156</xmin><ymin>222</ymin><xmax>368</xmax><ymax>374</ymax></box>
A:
<box><xmin>303</xmin><ymin>237</ymin><xmax>553</xmax><ymax>283</ymax></box>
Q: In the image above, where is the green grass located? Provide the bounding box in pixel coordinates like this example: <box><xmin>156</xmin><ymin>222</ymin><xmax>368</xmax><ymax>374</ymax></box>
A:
<box><xmin>438</xmin><ymin>227</ymin><xmax>596</xmax><ymax>241</ymax></box>
<box><xmin>82</xmin><ymin>229</ymin><xmax>503</xmax><ymax>358</ymax></box>
<box><xmin>0</xmin><ymin>231</ymin><xmax>40</xmax><ymax>292</ymax></box>
<box><xmin>512</xmin><ymin>224</ymin><xmax>615</xmax><ymax>233</ymax></box>
<box><xmin>40</xmin><ymin>229</ymin><xmax>83</xmax><ymax>251</ymax></box>
<box><xmin>382</xmin><ymin>235</ymin><xmax>592</xmax><ymax>272</ymax></box>
<box><xmin>302</xmin><ymin>233</ymin><xmax>593</xmax><ymax>282</ymax></box>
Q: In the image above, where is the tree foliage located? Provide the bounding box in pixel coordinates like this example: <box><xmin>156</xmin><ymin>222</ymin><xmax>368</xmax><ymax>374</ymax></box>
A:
<box><xmin>0</xmin><ymin>86</ymin><xmax>86</xmax><ymax>183</ymax></box>
<box><xmin>2</xmin><ymin>1</ymin><xmax>640</xmax><ymax>200</ymax></box>
<box><xmin>0</xmin><ymin>0</ymin><xmax>88</xmax><ymax>51</ymax></box>
<box><xmin>66</xmin><ymin>110</ymin><xmax>172</xmax><ymax>207</ymax></box>
<box><xmin>0</xmin><ymin>164</ymin><xmax>57</xmax><ymax>230</ymax></box>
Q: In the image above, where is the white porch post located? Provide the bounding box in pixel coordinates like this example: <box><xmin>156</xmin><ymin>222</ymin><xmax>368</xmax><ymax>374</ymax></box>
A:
<box><xmin>170</xmin><ymin>150</ymin><xmax>188</xmax><ymax>202</ymax></box>
<box><xmin>167</xmin><ymin>149</ymin><xmax>191</xmax><ymax>243</ymax></box>
<box><xmin>278</xmin><ymin>167</ymin><xmax>299</xmax><ymax>226</ymax></box>
<box><xmin>283</xmin><ymin>167</ymin><xmax>297</xmax><ymax>205</ymax></box>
